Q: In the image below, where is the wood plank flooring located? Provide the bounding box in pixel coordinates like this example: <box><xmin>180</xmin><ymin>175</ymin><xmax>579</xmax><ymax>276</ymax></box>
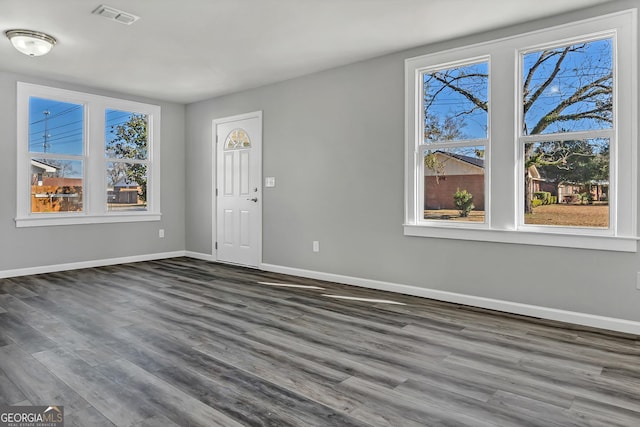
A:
<box><xmin>1</xmin><ymin>257</ymin><xmax>639</xmax><ymax>426</ymax></box>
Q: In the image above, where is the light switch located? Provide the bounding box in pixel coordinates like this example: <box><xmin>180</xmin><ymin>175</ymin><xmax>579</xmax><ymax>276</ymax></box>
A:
<box><xmin>265</xmin><ymin>177</ymin><xmax>276</xmax><ymax>187</ymax></box>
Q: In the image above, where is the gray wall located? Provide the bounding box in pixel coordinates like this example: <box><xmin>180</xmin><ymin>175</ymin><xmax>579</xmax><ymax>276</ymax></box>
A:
<box><xmin>0</xmin><ymin>71</ymin><xmax>186</xmax><ymax>271</ymax></box>
<box><xmin>186</xmin><ymin>1</ymin><xmax>640</xmax><ymax>323</ymax></box>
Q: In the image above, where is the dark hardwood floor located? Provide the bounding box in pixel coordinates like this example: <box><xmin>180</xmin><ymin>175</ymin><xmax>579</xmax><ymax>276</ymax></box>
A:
<box><xmin>0</xmin><ymin>257</ymin><xmax>639</xmax><ymax>426</ymax></box>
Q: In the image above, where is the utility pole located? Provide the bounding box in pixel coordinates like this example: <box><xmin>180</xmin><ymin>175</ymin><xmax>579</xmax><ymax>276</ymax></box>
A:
<box><xmin>43</xmin><ymin>110</ymin><xmax>51</xmax><ymax>152</ymax></box>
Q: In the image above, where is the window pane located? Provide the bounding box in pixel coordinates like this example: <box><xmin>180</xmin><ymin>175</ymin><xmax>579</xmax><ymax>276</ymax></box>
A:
<box><xmin>224</xmin><ymin>128</ymin><xmax>251</xmax><ymax>150</ymax></box>
<box><xmin>423</xmin><ymin>62</ymin><xmax>488</xmax><ymax>143</ymax></box>
<box><xmin>524</xmin><ymin>138</ymin><xmax>609</xmax><ymax>228</ymax></box>
<box><xmin>107</xmin><ymin>162</ymin><xmax>148</xmax><ymax>211</ymax></box>
<box><xmin>522</xmin><ymin>38</ymin><xmax>612</xmax><ymax>135</ymax></box>
<box><xmin>105</xmin><ymin>109</ymin><xmax>148</xmax><ymax>160</ymax></box>
<box><xmin>31</xmin><ymin>158</ymin><xmax>83</xmax><ymax>213</ymax></box>
<box><xmin>29</xmin><ymin>97</ymin><xmax>84</xmax><ymax>155</ymax></box>
<box><xmin>423</xmin><ymin>147</ymin><xmax>485</xmax><ymax>222</ymax></box>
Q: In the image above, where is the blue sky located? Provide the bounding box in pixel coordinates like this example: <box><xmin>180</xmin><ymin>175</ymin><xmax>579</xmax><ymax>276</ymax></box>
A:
<box><xmin>29</xmin><ymin>97</ymin><xmax>84</xmax><ymax>155</ymax></box>
<box><xmin>522</xmin><ymin>37</ymin><xmax>612</xmax><ymax>135</ymax></box>
<box><xmin>28</xmin><ymin>98</ymin><xmax>136</xmax><ymax>156</ymax></box>
<box><xmin>423</xmin><ymin>37</ymin><xmax>612</xmax><ymax>142</ymax></box>
<box><xmin>423</xmin><ymin>61</ymin><xmax>488</xmax><ymax>141</ymax></box>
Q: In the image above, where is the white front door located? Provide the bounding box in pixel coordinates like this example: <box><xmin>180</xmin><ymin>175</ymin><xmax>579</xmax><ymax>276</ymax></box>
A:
<box><xmin>214</xmin><ymin>112</ymin><xmax>262</xmax><ymax>267</ymax></box>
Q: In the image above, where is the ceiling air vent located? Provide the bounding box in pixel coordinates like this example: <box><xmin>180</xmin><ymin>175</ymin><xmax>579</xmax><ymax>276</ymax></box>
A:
<box><xmin>92</xmin><ymin>5</ymin><xmax>140</xmax><ymax>25</ymax></box>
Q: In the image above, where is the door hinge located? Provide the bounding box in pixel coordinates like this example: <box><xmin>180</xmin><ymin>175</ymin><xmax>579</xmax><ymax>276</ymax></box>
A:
<box><xmin>215</xmin><ymin>188</ymin><xmax>218</xmax><ymax>197</ymax></box>
<box><xmin>215</xmin><ymin>241</ymin><xmax>218</xmax><ymax>250</ymax></box>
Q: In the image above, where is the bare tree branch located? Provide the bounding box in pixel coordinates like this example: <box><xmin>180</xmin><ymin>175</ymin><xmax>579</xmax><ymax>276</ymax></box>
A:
<box><xmin>428</xmin><ymin>72</ymin><xmax>488</xmax><ymax>112</ymax></box>
<box><xmin>523</xmin><ymin>45</ymin><xmax>584</xmax><ymax>114</ymax></box>
<box><xmin>530</xmin><ymin>72</ymin><xmax>612</xmax><ymax>134</ymax></box>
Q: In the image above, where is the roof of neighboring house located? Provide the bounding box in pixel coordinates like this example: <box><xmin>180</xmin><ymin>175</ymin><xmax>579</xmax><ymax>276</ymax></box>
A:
<box><xmin>528</xmin><ymin>165</ymin><xmax>541</xmax><ymax>179</ymax></box>
<box><xmin>112</xmin><ymin>179</ymin><xmax>140</xmax><ymax>188</ymax></box>
<box><xmin>31</xmin><ymin>159</ymin><xmax>59</xmax><ymax>173</ymax></box>
<box><xmin>434</xmin><ymin>151</ymin><xmax>546</xmax><ymax>178</ymax></box>
<box><xmin>435</xmin><ymin>150</ymin><xmax>484</xmax><ymax>168</ymax></box>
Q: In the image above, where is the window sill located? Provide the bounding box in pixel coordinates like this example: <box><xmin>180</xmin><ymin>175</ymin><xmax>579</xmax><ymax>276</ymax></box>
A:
<box><xmin>15</xmin><ymin>213</ymin><xmax>162</xmax><ymax>228</ymax></box>
<box><xmin>403</xmin><ymin>224</ymin><xmax>638</xmax><ymax>252</ymax></box>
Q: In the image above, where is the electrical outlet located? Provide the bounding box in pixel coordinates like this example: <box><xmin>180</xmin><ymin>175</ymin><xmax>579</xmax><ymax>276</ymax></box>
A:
<box><xmin>312</xmin><ymin>241</ymin><xmax>320</xmax><ymax>252</ymax></box>
<box><xmin>159</xmin><ymin>229</ymin><xmax>165</xmax><ymax>238</ymax></box>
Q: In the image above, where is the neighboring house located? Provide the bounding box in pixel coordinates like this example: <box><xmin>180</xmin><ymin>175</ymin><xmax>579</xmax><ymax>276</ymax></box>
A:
<box><xmin>108</xmin><ymin>179</ymin><xmax>142</xmax><ymax>204</ymax></box>
<box><xmin>30</xmin><ymin>160</ymin><xmax>83</xmax><ymax>212</ymax></box>
<box><xmin>530</xmin><ymin>166</ymin><xmax>609</xmax><ymax>203</ymax></box>
<box><xmin>31</xmin><ymin>159</ymin><xmax>82</xmax><ymax>187</ymax></box>
<box><xmin>527</xmin><ymin>164</ymin><xmax>553</xmax><ymax>197</ymax></box>
<box><xmin>424</xmin><ymin>151</ymin><xmax>485</xmax><ymax>210</ymax></box>
<box><xmin>427</xmin><ymin>153</ymin><xmax>608</xmax><ymax>209</ymax></box>
<box><xmin>30</xmin><ymin>159</ymin><xmax>57</xmax><ymax>185</ymax></box>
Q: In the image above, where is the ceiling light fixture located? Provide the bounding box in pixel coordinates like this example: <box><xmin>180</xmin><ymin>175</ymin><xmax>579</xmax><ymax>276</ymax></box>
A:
<box><xmin>5</xmin><ymin>29</ymin><xmax>57</xmax><ymax>57</ymax></box>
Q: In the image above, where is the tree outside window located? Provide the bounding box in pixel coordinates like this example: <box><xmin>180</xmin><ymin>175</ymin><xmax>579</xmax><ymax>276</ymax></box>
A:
<box><xmin>418</xmin><ymin>37</ymin><xmax>612</xmax><ymax>228</ymax></box>
<box><xmin>105</xmin><ymin>110</ymin><xmax>149</xmax><ymax>212</ymax></box>
<box><xmin>421</xmin><ymin>61</ymin><xmax>488</xmax><ymax>222</ymax></box>
<box><xmin>521</xmin><ymin>37</ymin><xmax>612</xmax><ymax>228</ymax></box>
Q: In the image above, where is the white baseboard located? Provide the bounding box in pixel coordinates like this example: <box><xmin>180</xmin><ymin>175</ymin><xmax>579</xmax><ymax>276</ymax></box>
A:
<box><xmin>3</xmin><ymin>252</ymin><xmax>638</xmax><ymax>335</ymax></box>
<box><xmin>0</xmin><ymin>251</ymin><xmax>187</xmax><ymax>279</ymax></box>
<box><xmin>260</xmin><ymin>262</ymin><xmax>640</xmax><ymax>335</ymax></box>
<box><xmin>184</xmin><ymin>251</ymin><xmax>216</xmax><ymax>262</ymax></box>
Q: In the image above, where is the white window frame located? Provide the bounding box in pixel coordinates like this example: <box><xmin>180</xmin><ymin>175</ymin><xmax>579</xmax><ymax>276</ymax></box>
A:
<box><xmin>417</xmin><ymin>56</ymin><xmax>491</xmax><ymax>229</ymax></box>
<box><xmin>517</xmin><ymin>33</ymin><xmax>617</xmax><ymax>236</ymax></box>
<box><xmin>16</xmin><ymin>83</ymin><xmax>161</xmax><ymax>227</ymax></box>
<box><xmin>404</xmin><ymin>9</ymin><xmax>637</xmax><ymax>252</ymax></box>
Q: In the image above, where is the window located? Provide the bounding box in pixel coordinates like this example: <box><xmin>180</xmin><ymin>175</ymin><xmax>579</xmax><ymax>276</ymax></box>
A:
<box><xmin>520</xmin><ymin>38</ymin><xmax>612</xmax><ymax>229</ymax></box>
<box><xmin>421</xmin><ymin>60</ymin><xmax>488</xmax><ymax>223</ymax></box>
<box><xmin>28</xmin><ymin>98</ymin><xmax>84</xmax><ymax>213</ymax></box>
<box><xmin>225</xmin><ymin>128</ymin><xmax>251</xmax><ymax>149</ymax></box>
<box><xmin>105</xmin><ymin>109</ymin><xmax>150</xmax><ymax>212</ymax></box>
<box><xmin>17</xmin><ymin>83</ymin><xmax>161</xmax><ymax>227</ymax></box>
<box><xmin>405</xmin><ymin>10</ymin><xmax>637</xmax><ymax>251</ymax></box>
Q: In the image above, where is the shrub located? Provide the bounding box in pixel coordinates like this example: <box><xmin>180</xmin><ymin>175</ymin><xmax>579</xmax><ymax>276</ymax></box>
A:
<box><xmin>549</xmin><ymin>195</ymin><xmax>557</xmax><ymax>204</ymax></box>
<box><xmin>532</xmin><ymin>199</ymin><xmax>543</xmax><ymax>208</ymax></box>
<box><xmin>533</xmin><ymin>191</ymin><xmax>551</xmax><ymax>204</ymax></box>
<box><xmin>579</xmin><ymin>192</ymin><xmax>593</xmax><ymax>205</ymax></box>
<box><xmin>453</xmin><ymin>188</ymin><xmax>474</xmax><ymax>217</ymax></box>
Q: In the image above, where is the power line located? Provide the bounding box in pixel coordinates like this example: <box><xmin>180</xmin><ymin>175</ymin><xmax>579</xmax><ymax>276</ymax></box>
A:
<box><xmin>29</xmin><ymin>119</ymin><xmax>83</xmax><ymax>137</ymax></box>
<box><xmin>29</xmin><ymin>105</ymin><xmax>82</xmax><ymax>125</ymax></box>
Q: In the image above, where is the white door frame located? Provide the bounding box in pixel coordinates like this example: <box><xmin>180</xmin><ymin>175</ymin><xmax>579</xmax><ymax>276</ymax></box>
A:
<box><xmin>212</xmin><ymin>111</ymin><xmax>262</xmax><ymax>267</ymax></box>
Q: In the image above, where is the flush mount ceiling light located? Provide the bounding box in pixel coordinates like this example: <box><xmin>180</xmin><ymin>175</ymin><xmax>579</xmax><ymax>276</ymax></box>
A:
<box><xmin>5</xmin><ymin>29</ymin><xmax>57</xmax><ymax>57</ymax></box>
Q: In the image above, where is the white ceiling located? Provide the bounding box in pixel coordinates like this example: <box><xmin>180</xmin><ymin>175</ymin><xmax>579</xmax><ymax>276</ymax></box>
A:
<box><xmin>1</xmin><ymin>0</ymin><xmax>615</xmax><ymax>104</ymax></box>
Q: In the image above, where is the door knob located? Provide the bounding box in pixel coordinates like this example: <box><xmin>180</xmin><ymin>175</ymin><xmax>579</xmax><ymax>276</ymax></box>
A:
<box><xmin>247</xmin><ymin>197</ymin><xmax>258</xmax><ymax>202</ymax></box>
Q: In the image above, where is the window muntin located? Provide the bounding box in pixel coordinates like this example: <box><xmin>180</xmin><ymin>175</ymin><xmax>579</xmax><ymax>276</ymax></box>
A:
<box><xmin>420</xmin><ymin>59</ymin><xmax>488</xmax><ymax>223</ymax></box>
<box><xmin>17</xmin><ymin>83</ymin><xmax>161</xmax><ymax>227</ymax></box>
<box><xmin>520</xmin><ymin>37</ymin><xmax>613</xmax><ymax>229</ymax></box>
